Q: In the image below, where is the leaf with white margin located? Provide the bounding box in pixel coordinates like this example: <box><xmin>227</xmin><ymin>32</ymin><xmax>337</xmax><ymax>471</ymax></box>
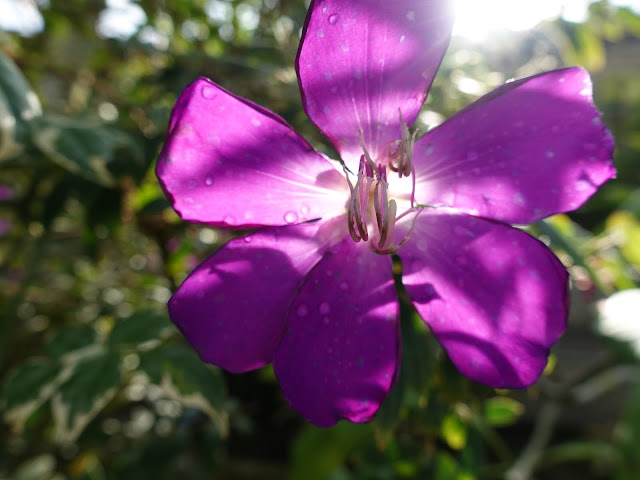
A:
<box><xmin>52</xmin><ymin>351</ymin><xmax>121</xmax><ymax>444</ymax></box>
<box><xmin>0</xmin><ymin>50</ymin><xmax>42</xmax><ymax>161</ymax></box>
<box><xmin>31</xmin><ymin>115</ymin><xmax>125</xmax><ymax>187</ymax></box>
<box><xmin>138</xmin><ymin>345</ymin><xmax>228</xmax><ymax>434</ymax></box>
<box><xmin>1</xmin><ymin>360</ymin><xmax>65</xmax><ymax>433</ymax></box>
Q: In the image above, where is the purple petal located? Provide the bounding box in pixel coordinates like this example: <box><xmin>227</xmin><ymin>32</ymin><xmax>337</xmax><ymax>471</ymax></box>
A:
<box><xmin>0</xmin><ymin>185</ymin><xmax>13</xmax><ymax>201</ymax></box>
<box><xmin>398</xmin><ymin>212</ymin><xmax>568</xmax><ymax>388</ymax></box>
<box><xmin>157</xmin><ymin>78</ymin><xmax>348</xmax><ymax>228</ymax></box>
<box><xmin>413</xmin><ymin>67</ymin><xmax>616</xmax><ymax>224</ymax></box>
<box><xmin>168</xmin><ymin>222</ymin><xmax>332</xmax><ymax>373</ymax></box>
<box><xmin>273</xmin><ymin>237</ymin><xmax>399</xmax><ymax>427</ymax></box>
<box><xmin>297</xmin><ymin>0</ymin><xmax>453</xmax><ymax>171</ymax></box>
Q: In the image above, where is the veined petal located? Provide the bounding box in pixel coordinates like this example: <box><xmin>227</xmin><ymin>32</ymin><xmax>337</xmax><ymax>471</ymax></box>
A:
<box><xmin>413</xmin><ymin>67</ymin><xmax>616</xmax><ymax>224</ymax></box>
<box><xmin>157</xmin><ymin>78</ymin><xmax>348</xmax><ymax>228</ymax></box>
<box><xmin>274</xmin><ymin>237</ymin><xmax>399</xmax><ymax>427</ymax></box>
<box><xmin>297</xmin><ymin>0</ymin><xmax>453</xmax><ymax>172</ymax></box>
<box><xmin>398</xmin><ymin>212</ymin><xmax>568</xmax><ymax>388</ymax></box>
<box><xmin>169</xmin><ymin>222</ymin><xmax>333</xmax><ymax>373</ymax></box>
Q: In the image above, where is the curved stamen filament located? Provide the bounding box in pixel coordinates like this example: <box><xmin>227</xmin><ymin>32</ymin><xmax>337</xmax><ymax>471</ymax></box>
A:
<box><xmin>387</xmin><ymin>110</ymin><xmax>417</xmax><ymax>178</ymax></box>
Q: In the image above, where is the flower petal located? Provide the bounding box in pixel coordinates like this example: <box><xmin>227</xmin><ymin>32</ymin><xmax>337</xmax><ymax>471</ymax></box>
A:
<box><xmin>273</xmin><ymin>237</ymin><xmax>399</xmax><ymax>427</ymax></box>
<box><xmin>168</xmin><ymin>222</ymin><xmax>332</xmax><ymax>373</ymax></box>
<box><xmin>297</xmin><ymin>0</ymin><xmax>453</xmax><ymax>171</ymax></box>
<box><xmin>398</xmin><ymin>212</ymin><xmax>568</xmax><ymax>388</ymax></box>
<box><xmin>157</xmin><ymin>78</ymin><xmax>348</xmax><ymax>228</ymax></box>
<box><xmin>413</xmin><ymin>67</ymin><xmax>616</xmax><ymax>224</ymax></box>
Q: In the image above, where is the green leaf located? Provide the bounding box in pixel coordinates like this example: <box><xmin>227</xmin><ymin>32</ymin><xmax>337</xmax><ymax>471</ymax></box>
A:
<box><xmin>139</xmin><ymin>345</ymin><xmax>227</xmax><ymax>432</ymax></box>
<box><xmin>1</xmin><ymin>360</ymin><xmax>62</xmax><ymax>432</ymax></box>
<box><xmin>290</xmin><ymin>422</ymin><xmax>372</xmax><ymax>480</ymax></box>
<box><xmin>534</xmin><ymin>218</ymin><xmax>609</xmax><ymax>294</ymax></box>
<box><xmin>45</xmin><ymin>324</ymin><xmax>97</xmax><ymax>358</ymax></box>
<box><xmin>442</xmin><ymin>413</ymin><xmax>467</xmax><ymax>450</ymax></box>
<box><xmin>108</xmin><ymin>310</ymin><xmax>173</xmax><ymax>349</ymax></box>
<box><xmin>483</xmin><ymin>397</ymin><xmax>525</xmax><ymax>427</ymax></box>
<box><xmin>6</xmin><ymin>454</ymin><xmax>57</xmax><ymax>480</ymax></box>
<box><xmin>606</xmin><ymin>211</ymin><xmax>640</xmax><ymax>267</ymax></box>
<box><xmin>433</xmin><ymin>452</ymin><xmax>460</xmax><ymax>480</ymax></box>
<box><xmin>52</xmin><ymin>351</ymin><xmax>121</xmax><ymax>443</ymax></box>
<box><xmin>0</xmin><ymin>50</ymin><xmax>42</xmax><ymax>161</ymax></box>
<box><xmin>31</xmin><ymin>115</ymin><xmax>126</xmax><ymax>186</ymax></box>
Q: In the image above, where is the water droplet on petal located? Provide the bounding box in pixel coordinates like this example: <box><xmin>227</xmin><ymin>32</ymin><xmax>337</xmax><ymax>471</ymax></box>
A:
<box><xmin>201</xmin><ymin>86</ymin><xmax>216</xmax><ymax>99</ymax></box>
<box><xmin>243</xmin><ymin>236</ymin><xmax>252</xmax><ymax>243</ymax></box>
<box><xmin>545</xmin><ymin>150</ymin><xmax>555</xmax><ymax>159</ymax></box>
<box><xmin>406</xmin><ymin>10</ymin><xmax>416</xmax><ymax>21</ymax></box>
<box><xmin>251</xmin><ymin>118</ymin><xmax>262</xmax><ymax>127</ymax></box>
<box><xmin>284</xmin><ymin>211</ymin><xmax>298</xmax><ymax>224</ymax></box>
<box><xmin>339</xmin><ymin>43</ymin><xmax>349</xmax><ymax>52</ymax></box>
<box><xmin>297</xmin><ymin>304</ymin><xmax>308</xmax><ymax>317</ymax></box>
<box><xmin>399</xmin><ymin>35</ymin><xmax>406</xmax><ymax>43</ymax></box>
<box><xmin>316</xmin><ymin>29</ymin><xmax>324</xmax><ymax>38</ymax></box>
<box><xmin>223</xmin><ymin>215</ymin><xmax>236</xmax><ymax>225</ymax></box>
<box><xmin>328</xmin><ymin>13</ymin><xmax>339</xmax><ymax>24</ymax></box>
<box><xmin>319</xmin><ymin>302</ymin><xmax>331</xmax><ymax>315</ymax></box>
<box><xmin>301</xmin><ymin>204</ymin><xmax>310</xmax><ymax>215</ymax></box>
<box><xmin>513</xmin><ymin>192</ymin><xmax>525</xmax><ymax>205</ymax></box>
<box><xmin>204</xmin><ymin>177</ymin><xmax>213</xmax><ymax>186</ymax></box>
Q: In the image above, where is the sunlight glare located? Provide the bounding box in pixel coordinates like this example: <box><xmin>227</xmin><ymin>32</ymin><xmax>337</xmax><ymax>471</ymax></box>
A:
<box><xmin>453</xmin><ymin>0</ymin><xmax>587</xmax><ymax>40</ymax></box>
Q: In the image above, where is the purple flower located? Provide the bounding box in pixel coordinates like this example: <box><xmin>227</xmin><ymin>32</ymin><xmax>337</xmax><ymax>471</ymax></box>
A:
<box><xmin>0</xmin><ymin>219</ymin><xmax>10</xmax><ymax>237</ymax></box>
<box><xmin>0</xmin><ymin>185</ymin><xmax>12</xmax><ymax>201</ymax></box>
<box><xmin>157</xmin><ymin>0</ymin><xmax>615</xmax><ymax>426</ymax></box>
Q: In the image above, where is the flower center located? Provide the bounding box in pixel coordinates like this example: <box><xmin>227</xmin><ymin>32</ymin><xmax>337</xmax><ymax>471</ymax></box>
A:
<box><xmin>344</xmin><ymin>112</ymin><xmax>420</xmax><ymax>255</ymax></box>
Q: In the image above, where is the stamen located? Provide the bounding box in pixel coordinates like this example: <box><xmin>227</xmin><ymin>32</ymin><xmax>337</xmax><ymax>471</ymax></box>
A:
<box><xmin>345</xmin><ymin>123</ymin><xmax>420</xmax><ymax>254</ymax></box>
<box><xmin>387</xmin><ymin>110</ymin><xmax>417</xmax><ymax>178</ymax></box>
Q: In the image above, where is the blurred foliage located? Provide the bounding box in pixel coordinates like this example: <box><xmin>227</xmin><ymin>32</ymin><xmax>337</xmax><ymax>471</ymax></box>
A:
<box><xmin>1</xmin><ymin>0</ymin><xmax>640</xmax><ymax>479</ymax></box>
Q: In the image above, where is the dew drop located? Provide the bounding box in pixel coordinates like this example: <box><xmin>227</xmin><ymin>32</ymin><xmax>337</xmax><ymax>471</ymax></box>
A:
<box><xmin>204</xmin><ymin>177</ymin><xmax>213</xmax><ymax>186</ymax></box>
<box><xmin>201</xmin><ymin>86</ymin><xmax>216</xmax><ymax>99</ymax></box>
<box><xmin>251</xmin><ymin>118</ymin><xmax>262</xmax><ymax>127</ymax></box>
<box><xmin>297</xmin><ymin>304</ymin><xmax>308</xmax><ymax>317</ymax></box>
<box><xmin>339</xmin><ymin>43</ymin><xmax>349</xmax><ymax>52</ymax></box>
<box><xmin>513</xmin><ymin>192</ymin><xmax>525</xmax><ymax>205</ymax></box>
<box><xmin>424</xmin><ymin>144</ymin><xmax>434</xmax><ymax>156</ymax></box>
<box><xmin>223</xmin><ymin>215</ymin><xmax>236</xmax><ymax>225</ymax></box>
<box><xmin>316</xmin><ymin>29</ymin><xmax>324</xmax><ymax>38</ymax></box>
<box><xmin>328</xmin><ymin>13</ymin><xmax>339</xmax><ymax>24</ymax></box>
<box><xmin>301</xmin><ymin>204</ymin><xmax>310</xmax><ymax>215</ymax></box>
<box><xmin>399</xmin><ymin>35</ymin><xmax>406</xmax><ymax>43</ymax></box>
<box><xmin>406</xmin><ymin>10</ymin><xmax>416</xmax><ymax>21</ymax></box>
<box><xmin>545</xmin><ymin>150</ymin><xmax>555</xmax><ymax>159</ymax></box>
<box><xmin>284</xmin><ymin>211</ymin><xmax>298</xmax><ymax>223</ymax></box>
<box><xmin>243</xmin><ymin>236</ymin><xmax>252</xmax><ymax>243</ymax></box>
<box><xmin>319</xmin><ymin>302</ymin><xmax>331</xmax><ymax>315</ymax></box>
